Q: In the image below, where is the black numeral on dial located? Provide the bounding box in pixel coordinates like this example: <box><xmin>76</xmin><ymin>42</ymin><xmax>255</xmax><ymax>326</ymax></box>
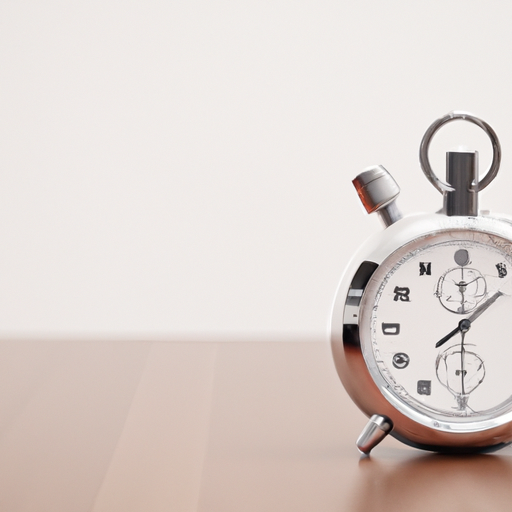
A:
<box><xmin>419</xmin><ymin>262</ymin><xmax>431</xmax><ymax>276</ymax></box>
<box><xmin>497</xmin><ymin>262</ymin><xmax>507</xmax><ymax>278</ymax></box>
<box><xmin>393</xmin><ymin>287</ymin><xmax>410</xmax><ymax>301</ymax></box>
<box><xmin>392</xmin><ymin>353</ymin><xmax>410</xmax><ymax>369</ymax></box>
<box><xmin>382</xmin><ymin>323</ymin><xmax>400</xmax><ymax>335</ymax></box>
<box><xmin>417</xmin><ymin>380</ymin><xmax>431</xmax><ymax>395</ymax></box>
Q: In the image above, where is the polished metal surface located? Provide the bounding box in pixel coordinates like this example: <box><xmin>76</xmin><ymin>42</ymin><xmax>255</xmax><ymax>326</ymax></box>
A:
<box><xmin>444</xmin><ymin>151</ymin><xmax>478</xmax><ymax>216</ymax></box>
<box><xmin>356</xmin><ymin>414</ymin><xmax>393</xmax><ymax>455</ymax></box>
<box><xmin>352</xmin><ymin>165</ymin><xmax>403</xmax><ymax>227</ymax></box>
<box><xmin>419</xmin><ymin>111</ymin><xmax>501</xmax><ymax>194</ymax></box>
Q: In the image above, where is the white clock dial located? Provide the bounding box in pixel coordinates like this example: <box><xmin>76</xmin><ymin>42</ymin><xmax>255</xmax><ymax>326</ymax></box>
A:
<box><xmin>360</xmin><ymin>230</ymin><xmax>512</xmax><ymax>427</ymax></box>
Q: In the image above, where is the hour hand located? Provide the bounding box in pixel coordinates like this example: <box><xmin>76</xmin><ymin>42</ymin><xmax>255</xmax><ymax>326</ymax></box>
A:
<box><xmin>436</xmin><ymin>319</ymin><xmax>471</xmax><ymax>348</ymax></box>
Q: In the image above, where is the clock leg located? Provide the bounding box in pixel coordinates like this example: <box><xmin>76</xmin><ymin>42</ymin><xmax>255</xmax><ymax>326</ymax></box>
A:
<box><xmin>356</xmin><ymin>414</ymin><xmax>393</xmax><ymax>455</ymax></box>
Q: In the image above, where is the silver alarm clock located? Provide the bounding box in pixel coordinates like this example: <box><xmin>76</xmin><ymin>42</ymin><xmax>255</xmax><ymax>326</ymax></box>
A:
<box><xmin>331</xmin><ymin>112</ymin><xmax>512</xmax><ymax>454</ymax></box>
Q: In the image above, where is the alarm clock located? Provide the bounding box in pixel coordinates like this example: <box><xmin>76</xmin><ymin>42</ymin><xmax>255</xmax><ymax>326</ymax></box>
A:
<box><xmin>331</xmin><ymin>111</ymin><xmax>512</xmax><ymax>454</ymax></box>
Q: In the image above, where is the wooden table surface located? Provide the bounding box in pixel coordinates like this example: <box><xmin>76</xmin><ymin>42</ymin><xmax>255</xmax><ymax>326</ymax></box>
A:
<box><xmin>1</xmin><ymin>338</ymin><xmax>512</xmax><ymax>511</ymax></box>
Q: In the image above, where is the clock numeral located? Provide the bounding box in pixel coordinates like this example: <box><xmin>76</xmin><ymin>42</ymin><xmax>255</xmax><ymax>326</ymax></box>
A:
<box><xmin>419</xmin><ymin>262</ymin><xmax>431</xmax><ymax>276</ymax></box>
<box><xmin>382</xmin><ymin>323</ymin><xmax>400</xmax><ymax>335</ymax></box>
<box><xmin>454</xmin><ymin>249</ymin><xmax>470</xmax><ymax>267</ymax></box>
<box><xmin>392</xmin><ymin>353</ymin><xmax>410</xmax><ymax>369</ymax></box>
<box><xmin>417</xmin><ymin>380</ymin><xmax>431</xmax><ymax>396</ymax></box>
<box><xmin>497</xmin><ymin>262</ymin><xmax>507</xmax><ymax>278</ymax></box>
<box><xmin>393</xmin><ymin>286</ymin><xmax>410</xmax><ymax>302</ymax></box>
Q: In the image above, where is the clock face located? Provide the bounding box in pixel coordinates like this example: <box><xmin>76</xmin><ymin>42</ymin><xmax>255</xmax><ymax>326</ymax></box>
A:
<box><xmin>360</xmin><ymin>229</ymin><xmax>512</xmax><ymax>430</ymax></box>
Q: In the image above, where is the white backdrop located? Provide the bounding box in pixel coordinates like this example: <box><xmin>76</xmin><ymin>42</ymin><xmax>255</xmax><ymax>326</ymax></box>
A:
<box><xmin>1</xmin><ymin>0</ymin><xmax>511</xmax><ymax>340</ymax></box>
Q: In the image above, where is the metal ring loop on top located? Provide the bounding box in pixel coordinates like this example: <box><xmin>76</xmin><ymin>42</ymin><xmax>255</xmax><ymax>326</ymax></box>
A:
<box><xmin>419</xmin><ymin>111</ymin><xmax>501</xmax><ymax>194</ymax></box>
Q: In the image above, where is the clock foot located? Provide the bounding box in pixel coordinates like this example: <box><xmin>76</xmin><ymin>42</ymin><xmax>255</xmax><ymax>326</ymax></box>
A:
<box><xmin>356</xmin><ymin>414</ymin><xmax>393</xmax><ymax>455</ymax></box>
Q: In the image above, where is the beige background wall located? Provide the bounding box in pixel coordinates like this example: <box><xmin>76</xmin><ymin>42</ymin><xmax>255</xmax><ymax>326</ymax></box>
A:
<box><xmin>1</xmin><ymin>0</ymin><xmax>511</xmax><ymax>340</ymax></box>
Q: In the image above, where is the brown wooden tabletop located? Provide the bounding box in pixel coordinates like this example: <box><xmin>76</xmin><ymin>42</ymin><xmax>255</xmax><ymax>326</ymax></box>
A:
<box><xmin>1</xmin><ymin>338</ymin><xmax>511</xmax><ymax>511</ymax></box>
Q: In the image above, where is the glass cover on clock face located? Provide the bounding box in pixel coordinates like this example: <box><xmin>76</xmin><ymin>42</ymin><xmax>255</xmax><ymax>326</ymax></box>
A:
<box><xmin>361</xmin><ymin>230</ymin><xmax>512</xmax><ymax>427</ymax></box>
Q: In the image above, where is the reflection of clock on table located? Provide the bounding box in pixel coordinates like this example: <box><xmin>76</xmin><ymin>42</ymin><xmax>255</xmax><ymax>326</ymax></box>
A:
<box><xmin>331</xmin><ymin>112</ymin><xmax>512</xmax><ymax>454</ymax></box>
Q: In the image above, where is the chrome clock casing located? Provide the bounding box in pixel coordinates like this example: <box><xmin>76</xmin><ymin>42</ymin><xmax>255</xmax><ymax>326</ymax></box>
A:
<box><xmin>331</xmin><ymin>212</ymin><xmax>512</xmax><ymax>452</ymax></box>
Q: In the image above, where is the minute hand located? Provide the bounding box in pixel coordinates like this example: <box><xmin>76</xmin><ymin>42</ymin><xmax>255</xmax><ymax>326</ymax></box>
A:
<box><xmin>466</xmin><ymin>290</ymin><xmax>504</xmax><ymax>323</ymax></box>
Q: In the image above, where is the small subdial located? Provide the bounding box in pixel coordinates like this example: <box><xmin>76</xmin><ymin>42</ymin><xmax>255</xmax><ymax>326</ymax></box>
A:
<box><xmin>436</xmin><ymin>344</ymin><xmax>485</xmax><ymax>412</ymax></box>
<box><xmin>435</xmin><ymin>249</ymin><xmax>487</xmax><ymax>314</ymax></box>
